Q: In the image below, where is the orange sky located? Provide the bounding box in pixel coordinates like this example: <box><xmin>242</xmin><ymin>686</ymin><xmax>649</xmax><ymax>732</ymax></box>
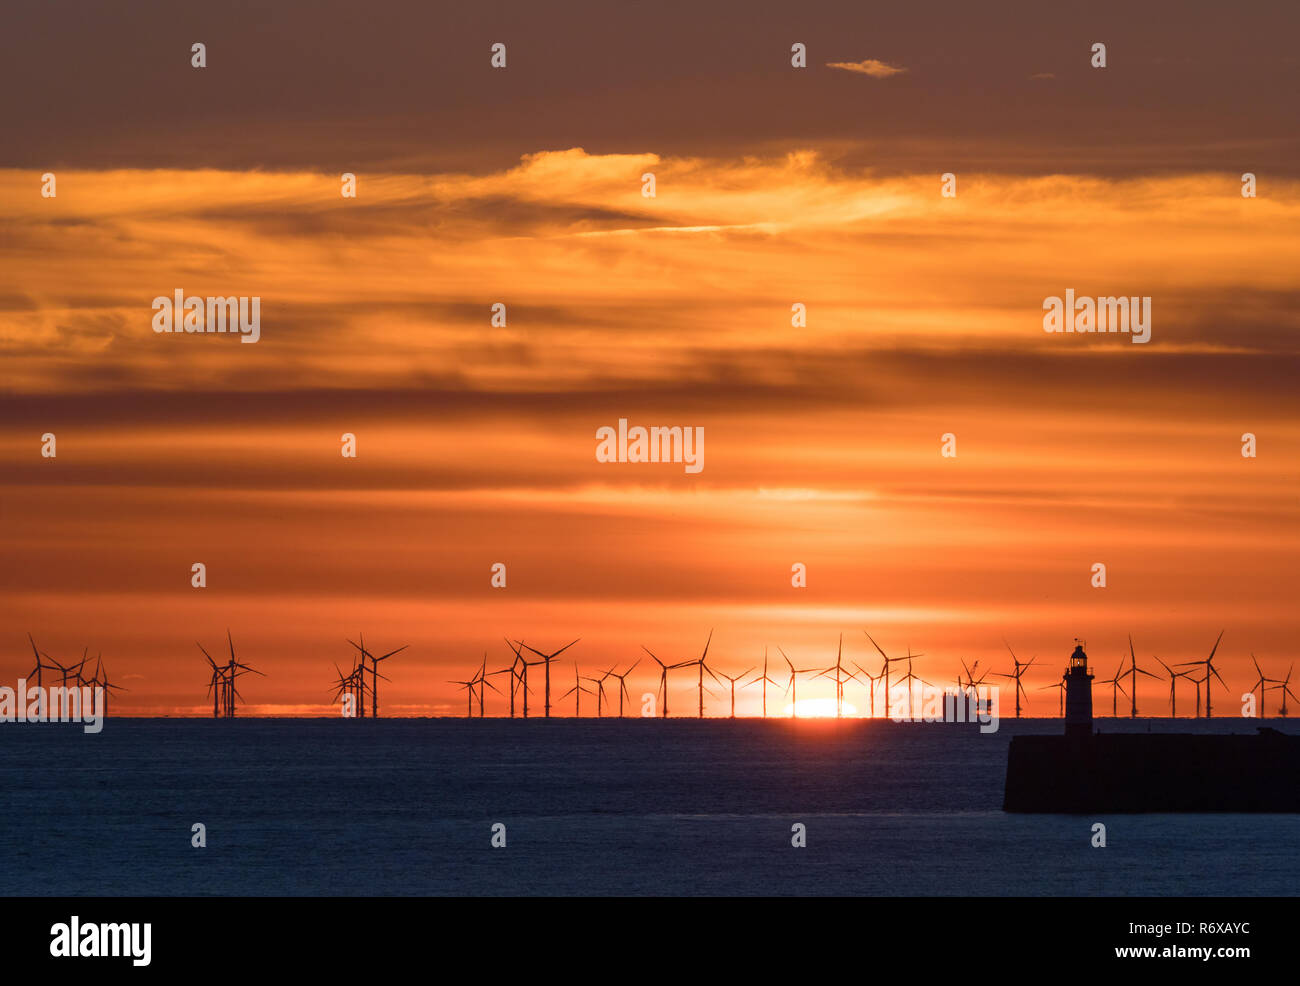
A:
<box><xmin>2</xmin><ymin>157</ymin><xmax>1297</xmax><ymax>715</ymax></box>
<box><xmin>2</xmin><ymin>4</ymin><xmax>1298</xmax><ymax>716</ymax></box>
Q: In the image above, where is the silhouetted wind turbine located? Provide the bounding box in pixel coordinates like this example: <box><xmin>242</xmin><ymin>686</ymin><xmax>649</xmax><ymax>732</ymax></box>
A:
<box><xmin>1122</xmin><ymin>635</ymin><xmax>1160</xmax><ymax>717</ymax></box>
<box><xmin>488</xmin><ymin>657</ymin><xmax>521</xmax><ymax>718</ymax></box>
<box><xmin>892</xmin><ymin>650</ymin><xmax>928</xmax><ymax>719</ymax></box>
<box><xmin>715</xmin><ymin>668</ymin><xmax>756</xmax><ymax>718</ymax></box>
<box><xmin>472</xmin><ymin>655</ymin><xmax>499</xmax><ymax>717</ymax></box>
<box><xmin>26</xmin><ymin>634</ymin><xmax>61</xmax><ymax>691</ymax></box>
<box><xmin>959</xmin><ymin>658</ymin><xmax>990</xmax><ymax>702</ymax></box>
<box><xmin>1153</xmin><ymin>656</ymin><xmax>1192</xmax><ymax>718</ymax></box>
<box><xmin>602</xmin><ymin>659</ymin><xmax>639</xmax><ymax>717</ymax></box>
<box><xmin>816</xmin><ymin>634</ymin><xmax>858</xmax><ymax>717</ymax></box>
<box><xmin>518</xmin><ymin>639</ymin><xmax>580</xmax><ymax>718</ymax></box>
<box><xmin>586</xmin><ymin>671</ymin><xmax>609</xmax><ymax>717</ymax></box>
<box><xmin>1039</xmin><ymin>679</ymin><xmax>1066</xmax><ymax>717</ymax></box>
<box><xmin>198</xmin><ymin>644</ymin><xmax>227</xmax><ymax>718</ymax></box>
<box><xmin>559</xmin><ymin>662</ymin><xmax>594</xmax><ymax>716</ymax></box>
<box><xmin>1178</xmin><ymin>630</ymin><xmax>1227</xmax><ymax>718</ymax></box>
<box><xmin>752</xmin><ymin>647</ymin><xmax>781</xmax><ymax>718</ymax></box>
<box><xmin>642</xmin><ymin>648</ymin><xmax>677</xmax><ymax>718</ymax></box>
<box><xmin>676</xmin><ymin>630</ymin><xmax>719</xmax><ymax>718</ymax></box>
<box><xmin>53</xmin><ymin>648</ymin><xmax>88</xmax><ymax>689</ymax></box>
<box><xmin>778</xmin><ymin>647</ymin><xmax>820</xmax><ymax>718</ymax></box>
<box><xmin>1098</xmin><ymin>658</ymin><xmax>1128</xmax><ymax>717</ymax></box>
<box><xmin>1268</xmin><ymin>665</ymin><xmax>1297</xmax><ymax>718</ymax></box>
<box><xmin>851</xmin><ymin>662</ymin><xmax>880</xmax><ymax>717</ymax></box>
<box><xmin>209</xmin><ymin>631</ymin><xmax>263</xmax><ymax>718</ymax></box>
<box><xmin>330</xmin><ymin>661</ymin><xmax>356</xmax><ymax>714</ymax></box>
<box><xmin>504</xmin><ymin>639</ymin><xmax>538</xmax><ymax>718</ymax></box>
<box><xmin>1249</xmin><ymin>654</ymin><xmax>1283</xmax><ymax>719</ymax></box>
<box><xmin>71</xmin><ymin>649</ymin><xmax>94</xmax><ymax>691</ymax></box>
<box><xmin>863</xmin><ymin>632</ymin><xmax>912</xmax><ymax>719</ymax></box>
<box><xmin>95</xmin><ymin>657</ymin><xmax>126</xmax><ymax>717</ymax></box>
<box><xmin>991</xmin><ymin>641</ymin><xmax>1036</xmax><ymax>719</ymax></box>
<box><xmin>39</xmin><ymin>652</ymin><xmax>70</xmax><ymax>689</ymax></box>
<box><xmin>449</xmin><ymin>677</ymin><xmax>477</xmax><ymax>717</ymax></box>
<box><xmin>348</xmin><ymin>634</ymin><xmax>407</xmax><ymax>718</ymax></box>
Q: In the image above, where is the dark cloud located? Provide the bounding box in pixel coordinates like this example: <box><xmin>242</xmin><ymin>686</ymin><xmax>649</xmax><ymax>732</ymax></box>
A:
<box><xmin>3</xmin><ymin>1</ymin><xmax>1297</xmax><ymax>174</ymax></box>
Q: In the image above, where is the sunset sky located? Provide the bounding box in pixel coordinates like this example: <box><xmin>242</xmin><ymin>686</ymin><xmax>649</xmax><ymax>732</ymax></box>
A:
<box><xmin>2</xmin><ymin>3</ymin><xmax>1298</xmax><ymax>715</ymax></box>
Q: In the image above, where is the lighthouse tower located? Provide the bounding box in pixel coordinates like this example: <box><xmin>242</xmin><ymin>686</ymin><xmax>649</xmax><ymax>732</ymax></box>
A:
<box><xmin>1064</xmin><ymin>639</ymin><xmax>1094</xmax><ymax>741</ymax></box>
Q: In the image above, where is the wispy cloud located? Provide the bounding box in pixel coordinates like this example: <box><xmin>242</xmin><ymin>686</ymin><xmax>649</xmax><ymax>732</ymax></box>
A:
<box><xmin>4</xmin><ymin>151</ymin><xmax>1298</xmax><ymax>713</ymax></box>
<box><xmin>826</xmin><ymin>59</ymin><xmax>907</xmax><ymax>78</ymax></box>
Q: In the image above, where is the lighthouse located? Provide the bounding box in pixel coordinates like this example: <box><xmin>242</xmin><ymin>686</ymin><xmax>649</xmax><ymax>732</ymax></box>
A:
<box><xmin>1064</xmin><ymin>639</ymin><xmax>1094</xmax><ymax>741</ymax></box>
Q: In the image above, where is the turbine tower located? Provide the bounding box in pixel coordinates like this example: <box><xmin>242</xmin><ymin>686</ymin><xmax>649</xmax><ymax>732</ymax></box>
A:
<box><xmin>863</xmin><ymin>632</ymin><xmax>913</xmax><ymax>719</ymax></box>
<box><xmin>558</xmin><ymin>662</ymin><xmax>594</xmax><ymax>716</ymax></box>
<box><xmin>1122</xmin><ymin>635</ymin><xmax>1160</xmax><ymax>717</ymax></box>
<box><xmin>752</xmin><ymin>647</ymin><xmax>781</xmax><ymax>718</ymax></box>
<box><xmin>1098</xmin><ymin>658</ymin><xmax>1128</xmax><ymax>717</ymax></box>
<box><xmin>816</xmin><ymin>634</ymin><xmax>858</xmax><ymax>717</ymax></box>
<box><xmin>778</xmin><ymin>647</ymin><xmax>819</xmax><ymax>718</ymax></box>
<box><xmin>642</xmin><ymin>648</ymin><xmax>677</xmax><ymax>718</ymax></box>
<box><xmin>1249</xmin><ymin>654</ymin><xmax>1282</xmax><ymax>718</ymax></box>
<box><xmin>715</xmin><ymin>668</ymin><xmax>756</xmax><ymax>718</ymax></box>
<box><xmin>991</xmin><ymin>641</ymin><xmax>1036</xmax><ymax>719</ymax></box>
<box><xmin>347</xmin><ymin>634</ymin><xmax>407</xmax><ymax>718</ymax></box>
<box><xmin>517</xmin><ymin>639</ymin><xmax>580</xmax><ymax>718</ymax></box>
<box><xmin>1177</xmin><ymin>630</ymin><xmax>1227</xmax><ymax>718</ymax></box>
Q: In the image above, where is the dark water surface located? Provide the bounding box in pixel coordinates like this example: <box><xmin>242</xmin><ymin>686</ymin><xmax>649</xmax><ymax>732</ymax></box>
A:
<box><xmin>1</xmin><ymin>717</ymin><xmax>1296</xmax><ymax>895</ymax></box>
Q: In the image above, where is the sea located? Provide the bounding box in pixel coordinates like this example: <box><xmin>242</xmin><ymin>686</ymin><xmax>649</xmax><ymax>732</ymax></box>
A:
<box><xmin>2</xmin><ymin>716</ymin><xmax>1297</xmax><ymax>896</ymax></box>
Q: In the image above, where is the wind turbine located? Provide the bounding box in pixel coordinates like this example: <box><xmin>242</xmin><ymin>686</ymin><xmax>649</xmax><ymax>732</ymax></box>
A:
<box><xmin>1122</xmin><ymin>635</ymin><xmax>1161</xmax><ymax>717</ymax></box>
<box><xmin>1098</xmin><ymin>658</ymin><xmax>1128</xmax><ymax>717</ymax></box>
<box><xmin>1268</xmin><ymin>665</ymin><xmax>1298</xmax><ymax>718</ymax></box>
<box><xmin>95</xmin><ymin>657</ymin><xmax>127</xmax><ymax>717</ymax></box>
<box><xmin>991</xmin><ymin>641</ymin><xmax>1036</xmax><ymax>719</ymax></box>
<box><xmin>676</xmin><ymin>630</ymin><xmax>719</xmax><ymax>718</ymax></box>
<box><xmin>959</xmin><ymin>658</ymin><xmax>990</xmax><ymax>702</ymax></box>
<box><xmin>1249</xmin><ymin>654</ymin><xmax>1282</xmax><ymax>719</ymax></box>
<box><xmin>1039</xmin><ymin>679</ymin><xmax>1066</xmax><ymax>717</ymax></box>
<box><xmin>715</xmin><ymin>668</ymin><xmax>756</xmax><ymax>718</ymax></box>
<box><xmin>585</xmin><ymin>672</ymin><xmax>609</xmax><ymax>717</ymax></box>
<box><xmin>1154</xmin><ymin>660</ymin><xmax>1190</xmax><ymax>723</ymax></box>
<box><xmin>602</xmin><ymin>659</ymin><xmax>639</xmax><ymax>717</ymax></box>
<box><xmin>217</xmin><ymin>631</ymin><xmax>263</xmax><ymax>717</ymax></box>
<box><xmin>471</xmin><ymin>655</ymin><xmax>499</xmax><ymax>717</ymax></box>
<box><xmin>504</xmin><ymin>639</ymin><xmax>536</xmax><ymax>718</ymax></box>
<box><xmin>778</xmin><ymin>647</ymin><xmax>820</xmax><ymax>718</ymax></box>
<box><xmin>559</xmin><ymin>662</ymin><xmax>594</xmax><ymax>716</ymax></box>
<box><xmin>55</xmin><ymin>648</ymin><xmax>89</xmax><ymax>689</ymax></box>
<box><xmin>347</xmin><ymin>634</ymin><xmax>407</xmax><ymax>718</ymax></box>
<box><xmin>891</xmin><ymin>650</ymin><xmax>928</xmax><ymax>719</ymax></box>
<box><xmin>642</xmin><ymin>647</ymin><xmax>677</xmax><ymax>718</ymax></box>
<box><xmin>198</xmin><ymin>644</ymin><xmax>227</xmax><ymax>718</ymax></box>
<box><xmin>851</xmin><ymin>662</ymin><xmax>880</xmax><ymax>717</ymax></box>
<box><xmin>517</xmin><ymin>639</ymin><xmax>580</xmax><ymax>718</ymax></box>
<box><xmin>1178</xmin><ymin>630</ymin><xmax>1227</xmax><ymax>718</ymax></box>
<box><xmin>26</xmin><ymin>634</ymin><xmax>62</xmax><ymax>692</ymax></box>
<box><xmin>816</xmin><ymin>634</ymin><xmax>858</xmax><ymax>717</ymax></box>
<box><xmin>330</xmin><ymin>661</ymin><xmax>358</xmax><ymax>714</ymax></box>
<box><xmin>752</xmin><ymin>647</ymin><xmax>781</xmax><ymax>718</ymax></box>
<box><xmin>488</xmin><ymin>658</ymin><xmax>522</xmax><ymax>718</ymax></box>
<box><xmin>449</xmin><ymin>677</ymin><xmax>477</xmax><ymax>717</ymax></box>
<box><xmin>863</xmin><ymin>632</ymin><xmax>913</xmax><ymax>719</ymax></box>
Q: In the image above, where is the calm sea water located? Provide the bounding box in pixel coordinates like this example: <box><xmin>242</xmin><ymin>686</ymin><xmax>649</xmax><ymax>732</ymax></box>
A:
<box><xmin>1</xmin><ymin>717</ymin><xmax>1296</xmax><ymax>896</ymax></box>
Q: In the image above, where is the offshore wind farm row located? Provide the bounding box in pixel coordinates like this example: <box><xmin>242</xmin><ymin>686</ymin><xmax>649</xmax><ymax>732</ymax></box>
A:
<box><xmin>15</xmin><ymin>628</ymin><xmax>1297</xmax><ymax>720</ymax></box>
<box><xmin>450</xmin><ymin>630</ymin><xmax>1298</xmax><ymax>721</ymax></box>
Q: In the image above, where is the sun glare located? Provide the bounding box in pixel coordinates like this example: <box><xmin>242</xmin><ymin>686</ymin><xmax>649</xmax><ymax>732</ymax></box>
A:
<box><xmin>783</xmin><ymin>698</ymin><xmax>859</xmax><ymax>718</ymax></box>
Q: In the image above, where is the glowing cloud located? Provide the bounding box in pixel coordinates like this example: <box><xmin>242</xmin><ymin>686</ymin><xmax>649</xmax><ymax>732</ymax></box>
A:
<box><xmin>826</xmin><ymin>59</ymin><xmax>907</xmax><ymax>78</ymax></box>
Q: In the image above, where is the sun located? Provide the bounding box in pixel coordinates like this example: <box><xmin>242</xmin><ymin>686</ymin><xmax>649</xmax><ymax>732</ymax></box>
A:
<box><xmin>782</xmin><ymin>698</ymin><xmax>859</xmax><ymax>718</ymax></box>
